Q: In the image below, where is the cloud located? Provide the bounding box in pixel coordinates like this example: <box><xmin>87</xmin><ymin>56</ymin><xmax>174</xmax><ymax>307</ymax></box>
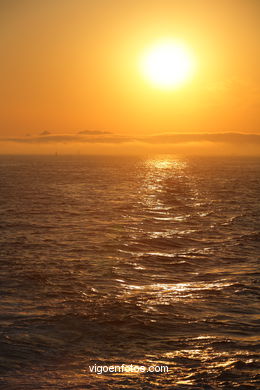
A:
<box><xmin>3</xmin><ymin>134</ymin><xmax>134</xmax><ymax>144</ymax></box>
<box><xmin>141</xmin><ymin>133</ymin><xmax>260</xmax><ymax>144</ymax></box>
<box><xmin>39</xmin><ymin>130</ymin><xmax>51</xmax><ymax>135</ymax></box>
<box><xmin>77</xmin><ymin>130</ymin><xmax>112</xmax><ymax>135</ymax></box>
<box><xmin>1</xmin><ymin>132</ymin><xmax>260</xmax><ymax>145</ymax></box>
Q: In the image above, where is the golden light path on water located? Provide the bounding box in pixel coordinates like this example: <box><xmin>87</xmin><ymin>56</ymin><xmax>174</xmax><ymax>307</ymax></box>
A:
<box><xmin>109</xmin><ymin>155</ymin><xmax>249</xmax><ymax>386</ymax></box>
<box><xmin>118</xmin><ymin>155</ymin><xmax>221</xmax><ymax>300</ymax></box>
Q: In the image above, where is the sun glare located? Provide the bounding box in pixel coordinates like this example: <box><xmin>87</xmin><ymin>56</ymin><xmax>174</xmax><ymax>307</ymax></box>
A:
<box><xmin>140</xmin><ymin>40</ymin><xmax>195</xmax><ymax>89</ymax></box>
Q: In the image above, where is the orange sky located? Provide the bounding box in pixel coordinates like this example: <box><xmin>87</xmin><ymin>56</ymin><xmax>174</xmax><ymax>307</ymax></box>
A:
<box><xmin>0</xmin><ymin>0</ymin><xmax>259</xmax><ymax>154</ymax></box>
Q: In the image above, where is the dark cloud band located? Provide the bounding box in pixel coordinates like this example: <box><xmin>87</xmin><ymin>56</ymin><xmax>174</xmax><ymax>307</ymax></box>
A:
<box><xmin>1</xmin><ymin>133</ymin><xmax>260</xmax><ymax>145</ymax></box>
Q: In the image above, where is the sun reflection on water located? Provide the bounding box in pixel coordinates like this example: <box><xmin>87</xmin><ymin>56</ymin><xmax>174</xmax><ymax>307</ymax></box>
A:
<box><xmin>145</xmin><ymin>156</ymin><xmax>187</xmax><ymax>170</ymax></box>
<box><xmin>117</xmin><ymin>280</ymin><xmax>233</xmax><ymax>311</ymax></box>
<box><xmin>140</xmin><ymin>156</ymin><xmax>188</xmax><ymax>210</ymax></box>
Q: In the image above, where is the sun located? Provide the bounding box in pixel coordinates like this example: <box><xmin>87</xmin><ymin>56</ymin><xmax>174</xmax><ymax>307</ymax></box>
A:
<box><xmin>140</xmin><ymin>40</ymin><xmax>195</xmax><ymax>89</ymax></box>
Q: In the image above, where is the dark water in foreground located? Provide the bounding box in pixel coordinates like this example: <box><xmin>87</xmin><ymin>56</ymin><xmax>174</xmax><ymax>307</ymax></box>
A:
<box><xmin>0</xmin><ymin>155</ymin><xmax>259</xmax><ymax>389</ymax></box>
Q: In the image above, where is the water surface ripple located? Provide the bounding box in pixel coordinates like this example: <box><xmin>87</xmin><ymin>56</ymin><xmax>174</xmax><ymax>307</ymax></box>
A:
<box><xmin>0</xmin><ymin>155</ymin><xmax>259</xmax><ymax>389</ymax></box>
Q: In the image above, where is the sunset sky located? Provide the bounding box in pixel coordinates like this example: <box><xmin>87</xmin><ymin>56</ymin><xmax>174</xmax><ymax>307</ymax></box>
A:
<box><xmin>0</xmin><ymin>0</ymin><xmax>259</xmax><ymax>154</ymax></box>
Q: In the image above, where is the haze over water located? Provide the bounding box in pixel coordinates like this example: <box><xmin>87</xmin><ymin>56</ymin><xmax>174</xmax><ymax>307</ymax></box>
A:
<box><xmin>0</xmin><ymin>155</ymin><xmax>259</xmax><ymax>389</ymax></box>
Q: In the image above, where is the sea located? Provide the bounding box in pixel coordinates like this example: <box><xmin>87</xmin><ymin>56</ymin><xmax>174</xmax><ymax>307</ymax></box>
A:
<box><xmin>0</xmin><ymin>155</ymin><xmax>259</xmax><ymax>389</ymax></box>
